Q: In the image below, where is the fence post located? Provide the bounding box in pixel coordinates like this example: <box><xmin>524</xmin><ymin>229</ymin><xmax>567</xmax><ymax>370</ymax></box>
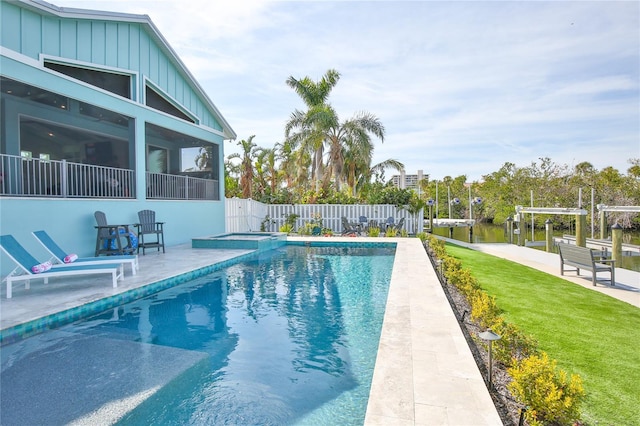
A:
<box><xmin>61</xmin><ymin>160</ymin><xmax>68</xmax><ymax>198</ymax></box>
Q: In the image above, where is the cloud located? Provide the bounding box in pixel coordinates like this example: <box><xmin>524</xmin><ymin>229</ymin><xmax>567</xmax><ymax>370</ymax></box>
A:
<box><xmin>58</xmin><ymin>0</ymin><xmax>639</xmax><ymax>181</ymax></box>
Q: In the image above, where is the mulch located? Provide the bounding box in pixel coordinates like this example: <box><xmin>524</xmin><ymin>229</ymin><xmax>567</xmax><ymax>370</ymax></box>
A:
<box><xmin>432</xmin><ymin>255</ymin><xmax>527</xmax><ymax>426</ymax></box>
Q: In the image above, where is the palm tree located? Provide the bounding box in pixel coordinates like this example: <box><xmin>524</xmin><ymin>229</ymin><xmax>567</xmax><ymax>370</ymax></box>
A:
<box><xmin>255</xmin><ymin>147</ymin><xmax>280</xmax><ymax>198</ymax></box>
<box><xmin>323</xmin><ymin>110</ymin><xmax>386</xmax><ymax>192</ymax></box>
<box><xmin>227</xmin><ymin>136</ymin><xmax>257</xmax><ymax>199</ymax></box>
<box><xmin>285</xmin><ymin>69</ymin><xmax>341</xmax><ymax>189</ymax></box>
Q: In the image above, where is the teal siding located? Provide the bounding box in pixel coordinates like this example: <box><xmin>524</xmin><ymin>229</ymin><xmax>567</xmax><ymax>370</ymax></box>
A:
<box><xmin>1</xmin><ymin>4</ymin><xmax>21</xmax><ymax>52</ymax></box>
<box><xmin>21</xmin><ymin>8</ymin><xmax>41</xmax><ymax>58</ymax></box>
<box><xmin>128</xmin><ymin>27</ymin><xmax>140</xmax><ymax>74</ymax></box>
<box><xmin>105</xmin><ymin>23</ymin><xmax>118</xmax><ymax>65</ymax></box>
<box><xmin>77</xmin><ymin>20</ymin><xmax>92</xmax><ymax>62</ymax></box>
<box><xmin>1</xmin><ymin>1</ymin><xmax>224</xmax><ymax>131</ymax></box>
<box><xmin>42</xmin><ymin>17</ymin><xmax>60</xmax><ymax>56</ymax></box>
<box><xmin>60</xmin><ymin>19</ymin><xmax>76</xmax><ymax>58</ymax></box>
<box><xmin>116</xmin><ymin>24</ymin><xmax>130</xmax><ymax>69</ymax></box>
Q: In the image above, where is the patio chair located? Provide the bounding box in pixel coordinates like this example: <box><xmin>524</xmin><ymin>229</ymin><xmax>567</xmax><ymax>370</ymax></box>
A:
<box><xmin>394</xmin><ymin>217</ymin><xmax>405</xmax><ymax>233</ymax></box>
<box><xmin>0</xmin><ymin>234</ymin><xmax>122</xmax><ymax>299</ymax></box>
<box><xmin>135</xmin><ymin>210</ymin><xmax>165</xmax><ymax>255</ymax></box>
<box><xmin>358</xmin><ymin>216</ymin><xmax>368</xmax><ymax>233</ymax></box>
<box><xmin>341</xmin><ymin>216</ymin><xmax>358</xmax><ymax>236</ymax></box>
<box><xmin>32</xmin><ymin>230</ymin><xmax>138</xmax><ymax>276</ymax></box>
<box><xmin>384</xmin><ymin>216</ymin><xmax>395</xmax><ymax>232</ymax></box>
<box><xmin>94</xmin><ymin>211</ymin><xmax>136</xmax><ymax>257</ymax></box>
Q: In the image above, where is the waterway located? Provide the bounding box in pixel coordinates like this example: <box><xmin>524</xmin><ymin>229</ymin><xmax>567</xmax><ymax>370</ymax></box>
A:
<box><xmin>431</xmin><ymin>223</ymin><xmax>640</xmax><ymax>272</ymax></box>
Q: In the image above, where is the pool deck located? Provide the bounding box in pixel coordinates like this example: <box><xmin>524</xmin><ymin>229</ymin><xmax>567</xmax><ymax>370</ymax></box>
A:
<box><xmin>1</xmin><ymin>237</ymin><xmax>637</xmax><ymax>425</ymax></box>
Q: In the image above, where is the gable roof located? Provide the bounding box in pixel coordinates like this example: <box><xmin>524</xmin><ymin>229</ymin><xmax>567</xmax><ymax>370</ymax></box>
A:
<box><xmin>18</xmin><ymin>0</ymin><xmax>237</xmax><ymax>140</ymax></box>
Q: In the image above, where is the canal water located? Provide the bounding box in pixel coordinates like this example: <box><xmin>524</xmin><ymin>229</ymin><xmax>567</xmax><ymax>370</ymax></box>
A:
<box><xmin>431</xmin><ymin>223</ymin><xmax>640</xmax><ymax>272</ymax></box>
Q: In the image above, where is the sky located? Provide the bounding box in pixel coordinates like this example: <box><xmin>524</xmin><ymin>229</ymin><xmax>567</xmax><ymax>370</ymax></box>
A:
<box><xmin>58</xmin><ymin>0</ymin><xmax>639</xmax><ymax>182</ymax></box>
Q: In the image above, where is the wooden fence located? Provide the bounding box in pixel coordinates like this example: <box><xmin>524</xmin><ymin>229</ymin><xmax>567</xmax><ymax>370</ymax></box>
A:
<box><xmin>225</xmin><ymin>198</ymin><xmax>424</xmax><ymax>234</ymax></box>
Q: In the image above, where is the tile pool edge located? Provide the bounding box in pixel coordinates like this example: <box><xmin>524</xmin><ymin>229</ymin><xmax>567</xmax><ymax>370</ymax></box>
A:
<box><xmin>0</xmin><ymin>250</ymin><xmax>261</xmax><ymax>346</ymax></box>
<box><xmin>0</xmin><ymin>240</ymin><xmax>397</xmax><ymax>346</ymax></box>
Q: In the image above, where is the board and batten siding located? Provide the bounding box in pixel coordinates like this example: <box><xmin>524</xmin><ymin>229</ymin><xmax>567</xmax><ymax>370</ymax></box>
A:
<box><xmin>1</xmin><ymin>1</ymin><xmax>222</xmax><ymax>132</ymax></box>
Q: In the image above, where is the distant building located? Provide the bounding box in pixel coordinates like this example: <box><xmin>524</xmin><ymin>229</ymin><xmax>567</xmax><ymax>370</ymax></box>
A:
<box><xmin>390</xmin><ymin>170</ymin><xmax>427</xmax><ymax>191</ymax></box>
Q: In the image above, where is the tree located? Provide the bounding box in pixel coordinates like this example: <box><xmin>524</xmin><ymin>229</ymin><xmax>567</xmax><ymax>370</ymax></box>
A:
<box><xmin>285</xmin><ymin>69</ymin><xmax>341</xmax><ymax>190</ymax></box>
<box><xmin>227</xmin><ymin>136</ymin><xmax>257</xmax><ymax>199</ymax></box>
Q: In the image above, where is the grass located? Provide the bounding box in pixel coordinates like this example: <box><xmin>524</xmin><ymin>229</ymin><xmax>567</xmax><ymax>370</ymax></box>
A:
<box><xmin>445</xmin><ymin>243</ymin><xmax>640</xmax><ymax>426</ymax></box>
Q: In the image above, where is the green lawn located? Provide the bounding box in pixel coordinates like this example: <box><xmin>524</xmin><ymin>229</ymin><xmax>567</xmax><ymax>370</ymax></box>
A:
<box><xmin>446</xmin><ymin>243</ymin><xmax>640</xmax><ymax>426</ymax></box>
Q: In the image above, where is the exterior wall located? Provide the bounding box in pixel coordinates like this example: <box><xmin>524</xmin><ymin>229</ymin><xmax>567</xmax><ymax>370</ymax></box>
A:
<box><xmin>0</xmin><ymin>1</ymin><xmax>234</xmax><ymax>276</ymax></box>
<box><xmin>1</xmin><ymin>1</ymin><xmax>224</xmax><ymax>131</ymax></box>
<box><xmin>0</xmin><ymin>198</ymin><xmax>225</xmax><ymax>275</ymax></box>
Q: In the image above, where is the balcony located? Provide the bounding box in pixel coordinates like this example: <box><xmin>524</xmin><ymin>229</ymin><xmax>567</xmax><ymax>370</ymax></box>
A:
<box><xmin>0</xmin><ymin>154</ymin><xmax>218</xmax><ymax>201</ymax></box>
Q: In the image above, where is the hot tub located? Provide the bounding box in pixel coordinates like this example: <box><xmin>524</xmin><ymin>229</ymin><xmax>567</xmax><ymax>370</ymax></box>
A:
<box><xmin>192</xmin><ymin>232</ymin><xmax>287</xmax><ymax>251</ymax></box>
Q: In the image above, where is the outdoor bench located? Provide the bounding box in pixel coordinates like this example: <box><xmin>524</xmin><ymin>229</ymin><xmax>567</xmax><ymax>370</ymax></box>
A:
<box><xmin>557</xmin><ymin>242</ymin><xmax>615</xmax><ymax>286</ymax></box>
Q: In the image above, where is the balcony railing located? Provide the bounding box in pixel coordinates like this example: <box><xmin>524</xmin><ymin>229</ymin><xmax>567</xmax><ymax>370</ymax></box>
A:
<box><xmin>146</xmin><ymin>171</ymin><xmax>219</xmax><ymax>200</ymax></box>
<box><xmin>0</xmin><ymin>154</ymin><xmax>218</xmax><ymax>200</ymax></box>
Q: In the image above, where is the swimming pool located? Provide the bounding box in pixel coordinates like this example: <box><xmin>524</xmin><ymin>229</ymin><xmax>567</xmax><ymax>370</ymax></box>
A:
<box><xmin>1</xmin><ymin>244</ymin><xmax>395</xmax><ymax>425</ymax></box>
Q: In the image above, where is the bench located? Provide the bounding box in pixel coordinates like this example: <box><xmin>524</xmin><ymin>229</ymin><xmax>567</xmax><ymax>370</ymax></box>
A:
<box><xmin>557</xmin><ymin>243</ymin><xmax>615</xmax><ymax>286</ymax></box>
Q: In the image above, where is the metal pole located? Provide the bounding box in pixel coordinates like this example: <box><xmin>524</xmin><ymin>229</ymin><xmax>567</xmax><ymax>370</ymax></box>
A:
<box><xmin>435</xmin><ymin>181</ymin><xmax>439</xmax><ymax>220</ymax></box>
<box><xmin>530</xmin><ymin>190</ymin><xmax>534</xmax><ymax>242</ymax></box>
<box><xmin>488</xmin><ymin>341</ymin><xmax>493</xmax><ymax>388</ymax></box>
<box><xmin>591</xmin><ymin>187</ymin><xmax>595</xmax><ymax>239</ymax></box>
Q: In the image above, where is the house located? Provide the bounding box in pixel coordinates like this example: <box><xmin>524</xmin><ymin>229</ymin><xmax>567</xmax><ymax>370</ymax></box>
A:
<box><xmin>0</xmin><ymin>0</ymin><xmax>236</xmax><ymax>275</ymax></box>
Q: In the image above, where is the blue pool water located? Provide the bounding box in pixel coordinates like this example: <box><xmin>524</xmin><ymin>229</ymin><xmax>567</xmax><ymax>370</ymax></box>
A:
<box><xmin>1</xmin><ymin>245</ymin><xmax>395</xmax><ymax>425</ymax></box>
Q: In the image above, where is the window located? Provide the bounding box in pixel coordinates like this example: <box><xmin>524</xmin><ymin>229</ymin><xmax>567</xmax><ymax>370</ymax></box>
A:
<box><xmin>145</xmin><ymin>86</ymin><xmax>194</xmax><ymax>123</ymax></box>
<box><xmin>44</xmin><ymin>61</ymin><xmax>131</xmax><ymax>99</ymax></box>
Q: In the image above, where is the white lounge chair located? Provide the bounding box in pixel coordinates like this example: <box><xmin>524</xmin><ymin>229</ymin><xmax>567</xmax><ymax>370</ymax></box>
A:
<box><xmin>32</xmin><ymin>230</ymin><xmax>138</xmax><ymax>276</ymax></box>
<box><xmin>0</xmin><ymin>234</ymin><xmax>122</xmax><ymax>299</ymax></box>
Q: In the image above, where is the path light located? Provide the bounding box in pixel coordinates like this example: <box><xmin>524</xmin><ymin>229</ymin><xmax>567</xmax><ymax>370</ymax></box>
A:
<box><xmin>479</xmin><ymin>329</ymin><xmax>501</xmax><ymax>389</ymax></box>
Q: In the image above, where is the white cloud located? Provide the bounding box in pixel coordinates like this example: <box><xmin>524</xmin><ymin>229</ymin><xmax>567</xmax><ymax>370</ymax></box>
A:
<box><xmin>58</xmin><ymin>0</ymin><xmax>640</xmax><ymax>181</ymax></box>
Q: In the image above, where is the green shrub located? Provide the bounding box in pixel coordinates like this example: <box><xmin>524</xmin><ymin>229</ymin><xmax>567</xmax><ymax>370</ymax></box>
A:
<box><xmin>400</xmin><ymin>229</ymin><xmax>409</xmax><ymax>237</ymax></box>
<box><xmin>447</xmin><ymin>267</ymin><xmax>481</xmax><ymax>299</ymax></box>
<box><xmin>470</xmin><ymin>291</ymin><xmax>502</xmax><ymax>330</ymax></box>
<box><xmin>279</xmin><ymin>223</ymin><xmax>293</xmax><ymax>234</ymax></box>
<box><xmin>368</xmin><ymin>226</ymin><xmax>381</xmax><ymax>237</ymax></box>
<box><xmin>416</xmin><ymin>232</ymin><xmax>428</xmax><ymax>242</ymax></box>
<box><xmin>385</xmin><ymin>227</ymin><xmax>398</xmax><ymax>237</ymax></box>
<box><xmin>426</xmin><ymin>235</ymin><xmax>447</xmax><ymax>257</ymax></box>
<box><xmin>508</xmin><ymin>352</ymin><xmax>585</xmax><ymax>426</ymax></box>
<box><xmin>491</xmin><ymin>318</ymin><xmax>538</xmax><ymax>367</ymax></box>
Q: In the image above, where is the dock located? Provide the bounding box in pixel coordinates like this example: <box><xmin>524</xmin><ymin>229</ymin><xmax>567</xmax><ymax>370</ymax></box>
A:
<box><xmin>554</xmin><ymin>235</ymin><xmax>640</xmax><ymax>256</ymax></box>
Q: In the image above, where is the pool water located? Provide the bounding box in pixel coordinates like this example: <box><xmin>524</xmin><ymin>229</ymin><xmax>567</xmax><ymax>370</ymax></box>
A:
<box><xmin>1</xmin><ymin>245</ymin><xmax>395</xmax><ymax>425</ymax></box>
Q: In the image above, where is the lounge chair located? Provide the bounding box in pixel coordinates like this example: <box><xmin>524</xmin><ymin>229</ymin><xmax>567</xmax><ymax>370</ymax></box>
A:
<box><xmin>32</xmin><ymin>230</ymin><xmax>138</xmax><ymax>276</ymax></box>
<box><xmin>394</xmin><ymin>217</ymin><xmax>405</xmax><ymax>233</ymax></box>
<box><xmin>0</xmin><ymin>234</ymin><xmax>122</xmax><ymax>299</ymax></box>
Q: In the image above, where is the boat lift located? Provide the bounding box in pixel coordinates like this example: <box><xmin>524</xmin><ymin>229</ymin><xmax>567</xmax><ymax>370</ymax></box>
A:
<box><xmin>514</xmin><ymin>206</ymin><xmax>587</xmax><ymax>247</ymax></box>
<box><xmin>596</xmin><ymin>205</ymin><xmax>640</xmax><ymax>239</ymax></box>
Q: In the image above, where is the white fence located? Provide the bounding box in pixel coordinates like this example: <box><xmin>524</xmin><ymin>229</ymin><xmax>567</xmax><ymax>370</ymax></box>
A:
<box><xmin>225</xmin><ymin>198</ymin><xmax>424</xmax><ymax>234</ymax></box>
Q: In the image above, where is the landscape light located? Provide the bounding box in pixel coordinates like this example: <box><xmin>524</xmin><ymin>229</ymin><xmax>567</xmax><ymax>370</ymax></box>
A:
<box><xmin>478</xmin><ymin>329</ymin><xmax>501</xmax><ymax>389</ymax></box>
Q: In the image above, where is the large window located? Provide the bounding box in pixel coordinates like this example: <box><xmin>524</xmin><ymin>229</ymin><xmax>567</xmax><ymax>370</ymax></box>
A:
<box><xmin>44</xmin><ymin>61</ymin><xmax>131</xmax><ymax>99</ymax></box>
<box><xmin>145</xmin><ymin>86</ymin><xmax>194</xmax><ymax>123</ymax></box>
